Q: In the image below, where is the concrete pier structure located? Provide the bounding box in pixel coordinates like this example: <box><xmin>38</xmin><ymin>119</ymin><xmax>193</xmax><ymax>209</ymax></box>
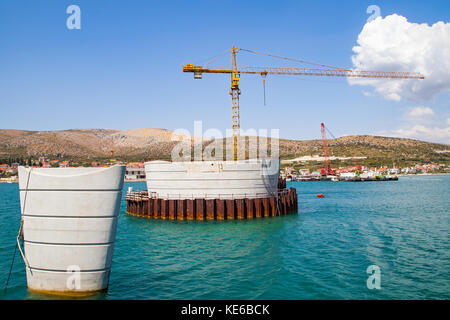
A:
<box><xmin>127</xmin><ymin>159</ymin><xmax>297</xmax><ymax>220</ymax></box>
<box><xmin>18</xmin><ymin>165</ymin><xmax>125</xmax><ymax>295</ymax></box>
<box><xmin>144</xmin><ymin>159</ymin><xmax>279</xmax><ymax>200</ymax></box>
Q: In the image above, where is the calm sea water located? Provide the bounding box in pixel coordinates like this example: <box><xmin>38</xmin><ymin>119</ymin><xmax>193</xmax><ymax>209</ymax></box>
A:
<box><xmin>0</xmin><ymin>175</ymin><xmax>449</xmax><ymax>300</ymax></box>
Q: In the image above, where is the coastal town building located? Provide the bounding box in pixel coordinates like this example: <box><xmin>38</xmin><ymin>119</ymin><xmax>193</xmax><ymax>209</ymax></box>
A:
<box><xmin>125</xmin><ymin>163</ymin><xmax>146</xmax><ymax>180</ymax></box>
<box><xmin>59</xmin><ymin>161</ymin><xmax>70</xmax><ymax>168</ymax></box>
<box><xmin>1</xmin><ymin>157</ymin><xmax>449</xmax><ymax>184</ymax></box>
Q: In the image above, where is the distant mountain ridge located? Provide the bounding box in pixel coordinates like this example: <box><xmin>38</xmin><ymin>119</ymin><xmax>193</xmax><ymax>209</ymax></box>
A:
<box><xmin>0</xmin><ymin>128</ymin><xmax>449</xmax><ymax>165</ymax></box>
<box><xmin>0</xmin><ymin>128</ymin><xmax>182</xmax><ymax>160</ymax></box>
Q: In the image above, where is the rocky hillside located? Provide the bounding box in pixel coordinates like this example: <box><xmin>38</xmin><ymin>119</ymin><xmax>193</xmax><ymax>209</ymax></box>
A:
<box><xmin>0</xmin><ymin>128</ymin><xmax>193</xmax><ymax>160</ymax></box>
<box><xmin>278</xmin><ymin>135</ymin><xmax>450</xmax><ymax>168</ymax></box>
<box><xmin>280</xmin><ymin>135</ymin><xmax>449</xmax><ymax>159</ymax></box>
<box><xmin>0</xmin><ymin>128</ymin><xmax>448</xmax><ymax>166</ymax></box>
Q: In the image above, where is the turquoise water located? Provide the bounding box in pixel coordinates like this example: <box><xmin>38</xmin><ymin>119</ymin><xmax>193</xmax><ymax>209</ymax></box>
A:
<box><xmin>0</xmin><ymin>175</ymin><xmax>449</xmax><ymax>300</ymax></box>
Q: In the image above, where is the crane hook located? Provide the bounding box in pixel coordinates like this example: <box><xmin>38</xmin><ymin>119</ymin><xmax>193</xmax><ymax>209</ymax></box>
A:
<box><xmin>261</xmin><ymin>73</ymin><xmax>267</xmax><ymax>106</ymax></box>
<box><xmin>263</xmin><ymin>79</ymin><xmax>266</xmax><ymax>106</ymax></box>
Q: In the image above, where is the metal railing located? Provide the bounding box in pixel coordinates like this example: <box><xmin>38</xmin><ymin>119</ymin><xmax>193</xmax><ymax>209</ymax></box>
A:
<box><xmin>125</xmin><ymin>190</ymin><xmax>292</xmax><ymax>201</ymax></box>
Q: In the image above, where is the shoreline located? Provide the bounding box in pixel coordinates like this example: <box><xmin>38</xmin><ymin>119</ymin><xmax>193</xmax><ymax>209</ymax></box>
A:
<box><xmin>398</xmin><ymin>173</ymin><xmax>450</xmax><ymax>177</ymax></box>
<box><xmin>2</xmin><ymin>173</ymin><xmax>449</xmax><ymax>184</ymax></box>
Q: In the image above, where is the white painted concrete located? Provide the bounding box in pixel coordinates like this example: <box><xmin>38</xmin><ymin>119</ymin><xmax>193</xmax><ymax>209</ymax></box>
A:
<box><xmin>145</xmin><ymin>159</ymin><xmax>279</xmax><ymax>199</ymax></box>
<box><xmin>18</xmin><ymin>165</ymin><xmax>125</xmax><ymax>294</ymax></box>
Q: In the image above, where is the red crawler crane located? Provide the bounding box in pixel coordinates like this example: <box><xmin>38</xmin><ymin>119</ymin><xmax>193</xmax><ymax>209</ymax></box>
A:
<box><xmin>320</xmin><ymin>123</ymin><xmax>336</xmax><ymax>176</ymax></box>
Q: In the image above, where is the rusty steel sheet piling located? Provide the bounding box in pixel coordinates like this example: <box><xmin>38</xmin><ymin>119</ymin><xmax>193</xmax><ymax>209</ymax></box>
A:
<box><xmin>216</xmin><ymin>199</ymin><xmax>225</xmax><ymax>220</ymax></box>
<box><xmin>196</xmin><ymin>199</ymin><xmax>205</xmax><ymax>221</ymax></box>
<box><xmin>177</xmin><ymin>199</ymin><xmax>186</xmax><ymax>220</ymax></box>
<box><xmin>206</xmin><ymin>199</ymin><xmax>215</xmax><ymax>220</ymax></box>
<box><xmin>125</xmin><ymin>178</ymin><xmax>298</xmax><ymax>221</ymax></box>
<box><xmin>187</xmin><ymin>199</ymin><xmax>195</xmax><ymax>220</ymax></box>
<box><xmin>246</xmin><ymin>198</ymin><xmax>254</xmax><ymax>219</ymax></box>
<box><xmin>262</xmin><ymin>198</ymin><xmax>270</xmax><ymax>217</ymax></box>
<box><xmin>254</xmin><ymin>198</ymin><xmax>262</xmax><ymax>218</ymax></box>
<box><xmin>236</xmin><ymin>199</ymin><xmax>245</xmax><ymax>219</ymax></box>
<box><xmin>143</xmin><ymin>199</ymin><xmax>149</xmax><ymax>216</ymax></box>
<box><xmin>153</xmin><ymin>198</ymin><xmax>160</xmax><ymax>219</ymax></box>
<box><xmin>226</xmin><ymin>199</ymin><xmax>235</xmax><ymax>220</ymax></box>
<box><xmin>161</xmin><ymin>199</ymin><xmax>168</xmax><ymax>219</ymax></box>
<box><xmin>147</xmin><ymin>198</ymin><xmax>153</xmax><ymax>218</ymax></box>
<box><xmin>168</xmin><ymin>200</ymin><xmax>176</xmax><ymax>220</ymax></box>
<box><xmin>269</xmin><ymin>197</ymin><xmax>276</xmax><ymax>216</ymax></box>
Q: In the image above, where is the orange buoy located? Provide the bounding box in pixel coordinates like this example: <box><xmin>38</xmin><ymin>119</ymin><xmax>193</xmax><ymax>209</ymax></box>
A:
<box><xmin>317</xmin><ymin>194</ymin><xmax>325</xmax><ymax>198</ymax></box>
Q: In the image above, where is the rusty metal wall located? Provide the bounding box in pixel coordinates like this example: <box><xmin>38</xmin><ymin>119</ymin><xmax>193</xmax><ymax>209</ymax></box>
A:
<box><xmin>126</xmin><ymin>187</ymin><xmax>298</xmax><ymax>220</ymax></box>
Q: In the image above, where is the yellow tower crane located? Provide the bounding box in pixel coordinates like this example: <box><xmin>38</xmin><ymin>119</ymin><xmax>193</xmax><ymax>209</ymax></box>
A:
<box><xmin>183</xmin><ymin>46</ymin><xmax>424</xmax><ymax>161</ymax></box>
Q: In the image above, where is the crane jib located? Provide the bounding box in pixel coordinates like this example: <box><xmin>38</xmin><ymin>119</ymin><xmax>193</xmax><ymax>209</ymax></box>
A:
<box><xmin>182</xmin><ymin>47</ymin><xmax>425</xmax><ymax>161</ymax></box>
<box><xmin>183</xmin><ymin>65</ymin><xmax>424</xmax><ymax>79</ymax></box>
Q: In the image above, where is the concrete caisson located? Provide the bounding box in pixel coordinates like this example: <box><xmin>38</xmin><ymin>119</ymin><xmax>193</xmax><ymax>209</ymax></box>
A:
<box><xmin>144</xmin><ymin>159</ymin><xmax>279</xmax><ymax>199</ymax></box>
<box><xmin>126</xmin><ymin>159</ymin><xmax>298</xmax><ymax>220</ymax></box>
<box><xmin>18</xmin><ymin>165</ymin><xmax>125</xmax><ymax>295</ymax></box>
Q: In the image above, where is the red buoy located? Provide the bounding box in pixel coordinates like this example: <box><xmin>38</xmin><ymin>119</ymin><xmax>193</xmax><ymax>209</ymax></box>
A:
<box><xmin>317</xmin><ymin>194</ymin><xmax>325</xmax><ymax>198</ymax></box>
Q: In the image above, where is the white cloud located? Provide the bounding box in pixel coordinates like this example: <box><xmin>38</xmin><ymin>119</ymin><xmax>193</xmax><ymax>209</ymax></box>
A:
<box><xmin>405</xmin><ymin>106</ymin><xmax>435</xmax><ymax>118</ymax></box>
<box><xmin>349</xmin><ymin>14</ymin><xmax>450</xmax><ymax>102</ymax></box>
<box><xmin>383</xmin><ymin>107</ymin><xmax>449</xmax><ymax>143</ymax></box>
<box><xmin>391</xmin><ymin>125</ymin><xmax>450</xmax><ymax>144</ymax></box>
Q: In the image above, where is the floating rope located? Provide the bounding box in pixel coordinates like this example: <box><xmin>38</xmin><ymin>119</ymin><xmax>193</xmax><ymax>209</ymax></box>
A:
<box><xmin>4</xmin><ymin>239</ymin><xmax>18</xmax><ymax>293</ymax></box>
<box><xmin>17</xmin><ymin>168</ymin><xmax>33</xmax><ymax>272</ymax></box>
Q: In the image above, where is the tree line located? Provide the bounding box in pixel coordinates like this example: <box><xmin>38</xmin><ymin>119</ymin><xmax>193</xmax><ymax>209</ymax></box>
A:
<box><xmin>0</xmin><ymin>156</ymin><xmax>33</xmax><ymax>166</ymax></box>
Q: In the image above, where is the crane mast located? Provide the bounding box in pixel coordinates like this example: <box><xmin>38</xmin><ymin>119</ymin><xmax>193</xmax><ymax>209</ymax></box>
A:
<box><xmin>230</xmin><ymin>47</ymin><xmax>241</xmax><ymax>161</ymax></box>
<box><xmin>182</xmin><ymin>47</ymin><xmax>424</xmax><ymax>161</ymax></box>
<box><xmin>320</xmin><ymin>123</ymin><xmax>333</xmax><ymax>176</ymax></box>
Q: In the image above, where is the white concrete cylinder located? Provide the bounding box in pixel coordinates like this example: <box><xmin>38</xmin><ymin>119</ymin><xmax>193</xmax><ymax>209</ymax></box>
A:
<box><xmin>18</xmin><ymin>165</ymin><xmax>125</xmax><ymax>295</ymax></box>
<box><xmin>145</xmin><ymin>159</ymin><xmax>279</xmax><ymax>199</ymax></box>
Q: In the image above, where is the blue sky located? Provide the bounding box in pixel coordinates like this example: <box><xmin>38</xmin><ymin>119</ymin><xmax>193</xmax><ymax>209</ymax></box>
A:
<box><xmin>0</xmin><ymin>0</ymin><xmax>449</xmax><ymax>143</ymax></box>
